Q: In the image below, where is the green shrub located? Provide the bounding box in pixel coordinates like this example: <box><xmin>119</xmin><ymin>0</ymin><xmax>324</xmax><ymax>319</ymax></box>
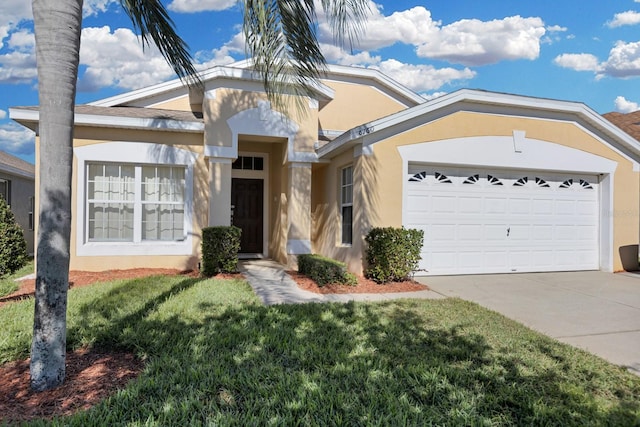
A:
<box><xmin>201</xmin><ymin>226</ymin><xmax>241</xmax><ymax>276</ymax></box>
<box><xmin>297</xmin><ymin>254</ymin><xmax>357</xmax><ymax>286</ymax></box>
<box><xmin>0</xmin><ymin>196</ymin><xmax>28</xmax><ymax>277</ymax></box>
<box><xmin>364</xmin><ymin>227</ymin><xmax>424</xmax><ymax>283</ymax></box>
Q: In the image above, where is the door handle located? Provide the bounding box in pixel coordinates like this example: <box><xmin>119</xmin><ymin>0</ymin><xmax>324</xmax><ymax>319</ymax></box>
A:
<box><xmin>507</xmin><ymin>227</ymin><xmax>510</xmax><ymax>237</ymax></box>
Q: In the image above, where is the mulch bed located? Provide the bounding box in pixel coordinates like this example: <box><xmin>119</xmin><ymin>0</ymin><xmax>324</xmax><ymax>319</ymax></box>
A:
<box><xmin>287</xmin><ymin>271</ymin><xmax>429</xmax><ymax>294</ymax></box>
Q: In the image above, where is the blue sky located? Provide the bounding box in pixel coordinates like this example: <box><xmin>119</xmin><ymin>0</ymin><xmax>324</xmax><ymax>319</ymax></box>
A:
<box><xmin>3</xmin><ymin>1</ymin><xmax>640</xmax><ymax>164</ymax></box>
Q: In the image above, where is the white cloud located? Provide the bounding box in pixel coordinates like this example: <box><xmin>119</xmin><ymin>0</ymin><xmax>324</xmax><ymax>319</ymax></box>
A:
<box><xmin>0</xmin><ymin>122</ymin><xmax>35</xmax><ymax>156</ymax></box>
<box><xmin>546</xmin><ymin>25</ymin><xmax>567</xmax><ymax>32</ymax></box>
<box><xmin>78</xmin><ymin>26</ymin><xmax>245</xmax><ymax>91</ymax></box>
<box><xmin>374</xmin><ymin>59</ymin><xmax>475</xmax><ymax>92</ymax></box>
<box><xmin>83</xmin><ymin>0</ymin><xmax>118</xmax><ymax>17</ymax></box>
<box><xmin>168</xmin><ymin>0</ymin><xmax>237</xmax><ymax>13</ymax></box>
<box><xmin>0</xmin><ymin>0</ymin><xmax>32</xmax><ymax>49</ymax></box>
<box><xmin>330</xmin><ymin>5</ymin><xmax>440</xmax><ymax>50</ymax></box>
<box><xmin>78</xmin><ymin>26</ymin><xmax>179</xmax><ymax>91</ymax></box>
<box><xmin>0</xmin><ymin>30</ymin><xmax>37</xmax><ymax>84</ymax></box>
<box><xmin>555</xmin><ymin>41</ymin><xmax>640</xmax><ymax>79</ymax></box>
<box><xmin>614</xmin><ymin>96</ymin><xmax>640</xmax><ymax>113</ymax></box>
<box><xmin>0</xmin><ymin>110</ymin><xmax>6</xmax><ymax>120</ymax></box>
<box><xmin>606</xmin><ymin>10</ymin><xmax>640</xmax><ymax>28</ymax></box>
<box><xmin>318</xmin><ymin>4</ymin><xmax>546</xmax><ymax>66</ymax></box>
<box><xmin>415</xmin><ymin>16</ymin><xmax>546</xmax><ymax>66</ymax></box>
<box><xmin>553</xmin><ymin>53</ymin><xmax>601</xmax><ymax>72</ymax></box>
<box><xmin>600</xmin><ymin>40</ymin><xmax>640</xmax><ymax>78</ymax></box>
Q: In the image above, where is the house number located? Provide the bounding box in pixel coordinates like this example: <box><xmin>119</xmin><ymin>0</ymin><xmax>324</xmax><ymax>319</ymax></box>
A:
<box><xmin>357</xmin><ymin>126</ymin><xmax>374</xmax><ymax>136</ymax></box>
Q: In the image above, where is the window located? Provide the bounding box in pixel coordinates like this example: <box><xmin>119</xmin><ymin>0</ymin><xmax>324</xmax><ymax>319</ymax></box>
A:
<box><xmin>232</xmin><ymin>156</ymin><xmax>264</xmax><ymax>171</ymax></box>
<box><xmin>28</xmin><ymin>196</ymin><xmax>34</xmax><ymax>231</ymax></box>
<box><xmin>87</xmin><ymin>163</ymin><xmax>185</xmax><ymax>242</ymax></box>
<box><xmin>341</xmin><ymin>165</ymin><xmax>353</xmax><ymax>245</ymax></box>
<box><xmin>0</xmin><ymin>178</ymin><xmax>10</xmax><ymax>206</ymax></box>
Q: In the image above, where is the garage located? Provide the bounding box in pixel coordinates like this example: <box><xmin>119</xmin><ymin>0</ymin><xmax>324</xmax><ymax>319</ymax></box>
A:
<box><xmin>405</xmin><ymin>166</ymin><xmax>600</xmax><ymax>275</ymax></box>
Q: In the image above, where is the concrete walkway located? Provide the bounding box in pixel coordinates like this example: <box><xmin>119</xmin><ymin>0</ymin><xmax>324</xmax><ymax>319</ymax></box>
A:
<box><xmin>239</xmin><ymin>259</ymin><xmax>443</xmax><ymax>305</ymax></box>
<box><xmin>420</xmin><ymin>271</ymin><xmax>640</xmax><ymax>375</ymax></box>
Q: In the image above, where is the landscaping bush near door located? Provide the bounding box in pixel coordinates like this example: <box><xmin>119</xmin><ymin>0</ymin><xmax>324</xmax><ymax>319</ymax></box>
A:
<box><xmin>365</xmin><ymin>227</ymin><xmax>424</xmax><ymax>283</ymax></box>
<box><xmin>201</xmin><ymin>226</ymin><xmax>241</xmax><ymax>276</ymax></box>
<box><xmin>297</xmin><ymin>254</ymin><xmax>357</xmax><ymax>286</ymax></box>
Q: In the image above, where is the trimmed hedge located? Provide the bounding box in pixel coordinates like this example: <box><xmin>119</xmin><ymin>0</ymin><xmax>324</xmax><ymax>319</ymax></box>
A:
<box><xmin>0</xmin><ymin>196</ymin><xmax>28</xmax><ymax>277</ymax></box>
<box><xmin>297</xmin><ymin>254</ymin><xmax>357</xmax><ymax>286</ymax></box>
<box><xmin>364</xmin><ymin>227</ymin><xmax>424</xmax><ymax>283</ymax></box>
<box><xmin>201</xmin><ymin>226</ymin><xmax>241</xmax><ymax>276</ymax></box>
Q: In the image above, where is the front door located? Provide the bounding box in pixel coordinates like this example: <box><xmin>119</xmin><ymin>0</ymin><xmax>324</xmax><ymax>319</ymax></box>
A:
<box><xmin>231</xmin><ymin>178</ymin><xmax>264</xmax><ymax>254</ymax></box>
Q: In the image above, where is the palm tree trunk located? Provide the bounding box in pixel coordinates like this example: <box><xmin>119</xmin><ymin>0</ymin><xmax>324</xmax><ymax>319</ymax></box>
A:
<box><xmin>30</xmin><ymin>0</ymin><xmax>82</xmax><ymax>392</ymax></box>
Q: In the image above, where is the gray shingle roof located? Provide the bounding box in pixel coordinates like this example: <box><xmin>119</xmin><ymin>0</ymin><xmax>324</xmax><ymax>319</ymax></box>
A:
<box><xmin>0</xmin><ymin>150</ymin><xmax>35</xmax><ymax>177</ymax></box>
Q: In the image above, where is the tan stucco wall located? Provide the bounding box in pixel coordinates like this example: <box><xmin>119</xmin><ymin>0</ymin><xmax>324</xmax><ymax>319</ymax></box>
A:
<box><xmin>311</xmin><ymin>148</ymin><xmax>367</xmax><ymax>272</ymax></box>
<box><xmin>336</xmin><ymin>111</ymin><xmax>640</xmax><ymax>273</ymax></box>
<box><xmin>148</xmin><ymin>96</ymin><xmax>193</xmax><ymax>112</ymax></box>
<box><xmin>204</xmin><ymin>88</ymin><xmax>317</xmax><ymax>154</ymax></box>
<box><xmin>318</xmin><ymin>80</ymin><xmax>410</xmax><ymax>132</ymax></box>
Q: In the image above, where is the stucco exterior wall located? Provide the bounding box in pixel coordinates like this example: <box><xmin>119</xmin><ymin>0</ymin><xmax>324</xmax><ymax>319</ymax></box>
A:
<box><xmin>318</xmin><ymin>80</ymin><xmax>410</xmax><ymax>133</ymax></box>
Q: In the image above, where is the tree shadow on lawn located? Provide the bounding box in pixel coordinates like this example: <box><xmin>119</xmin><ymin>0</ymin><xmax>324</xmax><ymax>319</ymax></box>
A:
<box><xmin>65</xmin><ymin>290</ymin><xmax>639</xmax><ymax>426</ymax></box>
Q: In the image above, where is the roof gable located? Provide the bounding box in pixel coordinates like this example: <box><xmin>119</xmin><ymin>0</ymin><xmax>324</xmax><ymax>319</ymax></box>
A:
<box><xmin>318</xmin><ymin>89</ymin><xmax>640</xmax><ymax>166</ymax></box>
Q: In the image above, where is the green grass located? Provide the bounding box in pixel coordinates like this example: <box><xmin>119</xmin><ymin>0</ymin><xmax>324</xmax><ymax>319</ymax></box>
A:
<box><xmin>1</xmin><ymin>274</ymin><xmax>639</xmax><ymax>426</ymax></box>
<box><xmin>0</xmin><ymin>259</ymin><xmax>33</xmax><ymax>298</ymax></box>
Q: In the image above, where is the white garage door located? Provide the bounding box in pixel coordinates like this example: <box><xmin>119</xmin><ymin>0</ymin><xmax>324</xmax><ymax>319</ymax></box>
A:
<box><xmin>405</xmin><ymin>166</ymin><xmax>599</xmax><ymax>275</ymax></box>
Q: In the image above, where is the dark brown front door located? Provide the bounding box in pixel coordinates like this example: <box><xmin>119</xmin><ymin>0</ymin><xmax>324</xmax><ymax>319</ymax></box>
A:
<box><xmin>231</xmin><ymin>178</ymin><xmax>264</xmax><ymax>254</ymax></box>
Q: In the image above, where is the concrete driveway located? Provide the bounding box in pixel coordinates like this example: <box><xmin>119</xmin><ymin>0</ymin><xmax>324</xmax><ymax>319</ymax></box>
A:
<box><xmin>418</xmin><ymin>271</ymin><xmax>640</xmax><ymax>374</ymax></box>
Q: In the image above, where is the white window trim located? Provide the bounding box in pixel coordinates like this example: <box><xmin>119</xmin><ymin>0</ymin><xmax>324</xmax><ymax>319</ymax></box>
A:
<box><xmin>75</xmin><ymin>142</ymin><xmax>197</xmax><ymax>256</ymax></box>
<box><xmin>340</xmin><ymin>165</ymin><xmax>353</xmax><ymax>246</ymax></box>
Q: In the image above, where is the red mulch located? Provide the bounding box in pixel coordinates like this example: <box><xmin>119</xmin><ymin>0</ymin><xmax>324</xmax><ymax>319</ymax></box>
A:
<box><xmin>0</xmin><ymin>348</ymin><xmax>144</xmax><ymax>423</ymax></box>
<box><xmin>0</xmin><ymin>267</ymin><xmax>427</xmax><ymax>423</ymax></box>
<box><xmin>0</xmin><ymin>268</ymin><xmax>201</xmax><ymax>424</ymax></box>
<box><xmin>287</xmin><ymin>271</ymin><xmax>429</xmax><ymax>294</ymax></box>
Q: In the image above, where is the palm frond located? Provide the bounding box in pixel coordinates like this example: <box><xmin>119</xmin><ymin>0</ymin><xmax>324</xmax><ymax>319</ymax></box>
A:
<box><xmin>120</xmin><ymin>0</ymin><xmax>201</xmax><ymax>88</ymax></box>
<box><xmin>243</xmin><ymin>0</ymin><xmax>370</xmax><ymax>113</ymax></box>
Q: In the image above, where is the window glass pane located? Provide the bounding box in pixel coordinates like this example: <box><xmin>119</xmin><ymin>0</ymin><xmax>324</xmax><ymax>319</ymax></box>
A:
<box><xmin>254</xmin><ymin>157</ymin><xmax>264</xmax><ymax>171</ymax></box>
<box><xmin>88</xmin><ymin>202</ymin><xmax>133</xmax><ymax>241</ymax></box>
<box><xmin>142</xmin><ymin>166</ymin><xmax>158</xmax><ymax>201</ymax></box>
<box><xmin>232</xmin><ymin>157</ymin><xmax>242</xmax><ymax>169</ymax></box>
<box><xmin>342</xmin><ymin>206</ymin><xmax>353</xmax><ymax>244</ymax></box>
<box><xmin>242</xmin><ymin>156</ymin><xmax>253</xmax><ymax>170</ymax></box>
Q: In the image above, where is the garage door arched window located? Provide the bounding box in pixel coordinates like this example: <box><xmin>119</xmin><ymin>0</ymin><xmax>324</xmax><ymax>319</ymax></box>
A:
<box><xmin>340</xmin><ymin>165</ymin><xmax>353</xmax><ymax>245</ymax></box>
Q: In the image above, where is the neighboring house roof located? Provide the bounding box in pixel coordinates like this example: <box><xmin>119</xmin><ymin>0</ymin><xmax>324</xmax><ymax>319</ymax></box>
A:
<box><xmin>11</xmin><ymin>105</ymin><xmax>204</xmax><ymax>134</ymax></box>
<box><xmin>0</xmin><ymin>150</ymin><xmax>35</xmax><ymax>179</ymax></box>
<box><xmin>318</xmin><ymin>88</ymin><xmax>640</xmax><ymax>166</ymax></box>
<box><xmin>602</xmin><ymin>111</ymin><xmax>640</xmax><ymax>142</ymax></box>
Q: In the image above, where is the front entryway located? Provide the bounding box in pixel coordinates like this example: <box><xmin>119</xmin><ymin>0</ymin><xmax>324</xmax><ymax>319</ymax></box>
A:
<box><xmin>231</xmin><ymin>178</ymin><xmax>264</xmax><ymax>254</ymax></box>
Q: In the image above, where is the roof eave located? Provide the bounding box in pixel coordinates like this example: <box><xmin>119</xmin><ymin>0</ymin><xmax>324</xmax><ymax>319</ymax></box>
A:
<box><xmin>10</xmin><ymin>108</ymin><xmax>204</xmax><ymax>133</ymax></box>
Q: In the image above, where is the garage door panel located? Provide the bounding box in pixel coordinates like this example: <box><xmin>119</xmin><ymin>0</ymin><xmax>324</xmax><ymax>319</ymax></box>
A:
<box><xmin>405</xmin><ymin>166</ymin><xmax>599</xmax><ymax>275</ymax></box>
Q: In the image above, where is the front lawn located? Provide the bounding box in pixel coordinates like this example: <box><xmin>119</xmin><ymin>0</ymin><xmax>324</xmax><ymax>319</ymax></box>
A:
<box><xmin>1</xmin><ymin>274</ymin><xmax>638</xmax><ymax>425</ymax></box>
<box><xmin>0</xmin><ymin>258</ymin><xmax>33</xmax><ymax>298</ymax></box>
